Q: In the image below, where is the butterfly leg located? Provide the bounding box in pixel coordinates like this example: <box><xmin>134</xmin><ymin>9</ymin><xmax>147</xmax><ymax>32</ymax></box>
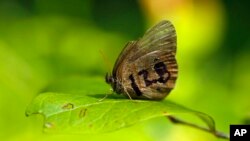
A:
<box><xmin>98</xmin><ymin>94</ymin><xmax>109</xmax><ymax>102</ymax></box>
<box><xmin>124</xmin><ymin>88</ymin><xmax>133</xmax><ymax>100</ymax></box>
<box><xmin>98</xmin><ymin>88</ymin><xmax>113</xmax><ymax>102</ymax></box>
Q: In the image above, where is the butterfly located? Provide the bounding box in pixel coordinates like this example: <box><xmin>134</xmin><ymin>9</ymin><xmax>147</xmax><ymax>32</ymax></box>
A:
<box><xmin>106</xmin><ymin>20</ymin><xmax>177</xmax><ymax>100</ymax></box>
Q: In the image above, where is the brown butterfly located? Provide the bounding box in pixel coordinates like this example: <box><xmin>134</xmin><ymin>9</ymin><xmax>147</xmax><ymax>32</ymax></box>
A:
<box><xmin>106</xmin><ymin>20</ymin><xmax>177</xmax><ymax>100</ymax></box>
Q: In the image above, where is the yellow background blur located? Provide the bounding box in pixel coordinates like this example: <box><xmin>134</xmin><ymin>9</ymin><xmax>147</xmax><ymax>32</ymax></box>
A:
<box><xmin>0</xmin><ymin>0</ymin><xmax>249</xmax><ymax>141</ymax></box>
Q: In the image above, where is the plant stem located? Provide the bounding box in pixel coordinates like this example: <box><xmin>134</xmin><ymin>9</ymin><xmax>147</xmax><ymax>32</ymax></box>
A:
<box><xmin>167</xmin><ymin>116</ymin><xmax>230</xmax><ymax>140</ymax></box>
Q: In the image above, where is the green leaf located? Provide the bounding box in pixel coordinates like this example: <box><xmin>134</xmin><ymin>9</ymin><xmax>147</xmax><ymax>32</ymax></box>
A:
<box><xmin>26</xmin><ymin>77</ymin><xmax>229</xmax><ymax>139</ymax></box>
<box><xmin>26</xmin><ymin>92</ymin><xmax>200</xmax><ymax>133</ymax></box>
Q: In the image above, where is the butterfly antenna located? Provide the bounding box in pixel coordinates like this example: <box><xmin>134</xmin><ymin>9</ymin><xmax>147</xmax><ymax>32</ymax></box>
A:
<box><xmin>99</xmin><ymin>49</ymin><xmax>112</xmax><ymax>73</ymax></box>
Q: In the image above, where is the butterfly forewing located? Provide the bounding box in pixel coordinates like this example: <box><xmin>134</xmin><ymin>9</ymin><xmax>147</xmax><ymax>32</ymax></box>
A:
<box><xmin>129</xmin><ymin>20</ymin><xmax>176</xmax><ymax>61</ymax></box>
<box><xmin>109</xmin><ymin>20</ymin><xmax>177</xmax><ymax>100</ymax></box>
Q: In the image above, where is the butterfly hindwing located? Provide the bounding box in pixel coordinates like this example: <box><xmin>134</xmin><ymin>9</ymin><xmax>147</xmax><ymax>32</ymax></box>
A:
<box><xmin>122</xmin><ymin>49</ymin><xmax>177</xmax><ymax>99</ymax></box>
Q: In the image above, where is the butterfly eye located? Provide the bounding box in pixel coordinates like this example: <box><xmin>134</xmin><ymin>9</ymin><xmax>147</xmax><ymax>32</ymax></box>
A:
<box><xmin>105</xmin><ymin>73</ymin><xmax>112</xmax><ymax>84</ymax></box>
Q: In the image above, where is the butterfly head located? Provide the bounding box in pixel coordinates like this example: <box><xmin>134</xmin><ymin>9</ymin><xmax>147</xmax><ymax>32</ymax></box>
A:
<box><xmin>105</xmin><ymin>73</ymin><xmax>115</xmax><ymax>84</ymax></box>
<box><xmin>105</xmin><ymin>73</ymin><xmax>123</xmax><ymax>94</ymax></box>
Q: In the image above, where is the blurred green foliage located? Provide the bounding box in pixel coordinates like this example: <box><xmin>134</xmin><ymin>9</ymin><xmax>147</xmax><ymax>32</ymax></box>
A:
<box><xmin>0</xmin><ymin>0</ymin><xmax>250</xmax><ymax>141</ymax></box>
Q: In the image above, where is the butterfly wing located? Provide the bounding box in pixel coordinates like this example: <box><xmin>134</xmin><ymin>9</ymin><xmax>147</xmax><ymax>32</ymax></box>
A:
<box><xmin>113</xmin><ymin>20</ymin><xmax>177</xmax><ymax>100</ymax></box>
<box><xmin>129</xmin><ymin>20</ymin><xmax>176</xmax><ymax>62</ymax></box>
